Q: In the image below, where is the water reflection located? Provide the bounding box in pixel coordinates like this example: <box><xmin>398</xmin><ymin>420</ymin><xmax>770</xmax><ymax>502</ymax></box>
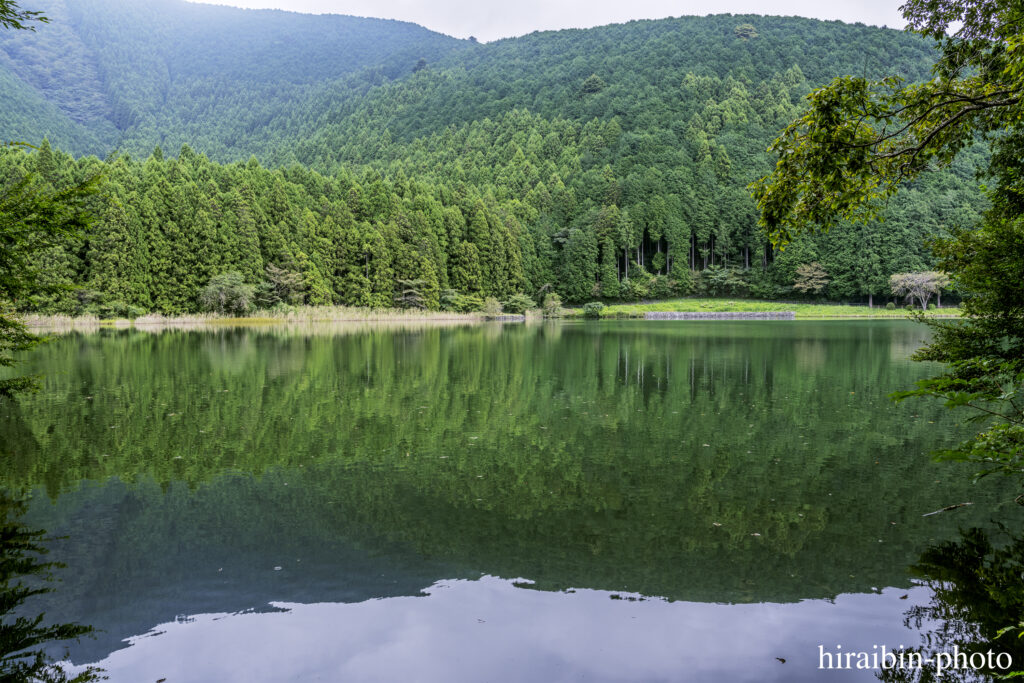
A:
<box><xmin>1</xmin><ymin>321</ymin><xmax>1020</xmax><ymax>680</ymax></box>
<box><xmin>58</xmin><ymin>578</ymin><xmax>938</xmax><ymax>683</ymax></box>
<box><xmin>0</xmin><ymin>490</ymin><xmax>101</xmax><ymax>682</ymax></box>
<box><xmin>878</xmin><ymin>527</ymin><xmax>1024</xmax><ymax>682</ymax></box>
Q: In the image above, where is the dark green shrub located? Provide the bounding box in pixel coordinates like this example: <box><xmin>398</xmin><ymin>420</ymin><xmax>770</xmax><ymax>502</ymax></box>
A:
<box><xmin>542</xmin><ymin>293</ymin><xmax>563</xmax><ymax>317</ymax></box>
<box><xmin>669</xmin><ymin>266</ymin><xmax>695</xmax><ymax>295</ymax></box>
<box><xmin>619</xmin><ymin>277</ymin><xmax>649</xmax><ymax>301</ymax></box>
<box><xmin>748</xmin><ymin>269</ymin><xmax>782</xmax><ymax>299</ymax></box>
<box><xmin>583</xmin><ymin>302</ymin><xmax>604</xmax><ymax>319</ymax></box>
<box><xmin>483</xmin><ymin>296</ymin><xmax>502</xmax><ymax>317</ymax></box>
<box><xmin>98</xmin><ymin>301</ymin><xmax>146</xmax><ymax>319</ymax></box>
<box><xmin>439</xmin><ymin>289</ymin><xmax>461</xmax><ymax>312</ymax></box>
<box><xmin>457</xmin><ymin>294</ymin><xmax>484</xmax><ymax>312</ymax></box>
<box><xmin>199</xmin><ymin>272</ymin><xmax>255</xmax><ymax>316</ymax></box>
<box><xmin>690</xmin><ymin>270</ymin><xmax>708</xmax><ymax>296</ymax></box>
<box><xmin>503</xmin><ymin>293</ymin><xmax>536</xmax><ymax>314</ymax></box>
<box><xmin>704</xmin><ymin>266</ymin><xmax>750</xmax><ymax>296</ymax></box>
<box><xmin>885</xmin><ymin>302</ymin><xmax>896</xmax><ymax>310</ymax></box>
<box><xmin>649</xmin><ymin>275</ymin><xmax>674</xmax><ymax>299</ymax></box>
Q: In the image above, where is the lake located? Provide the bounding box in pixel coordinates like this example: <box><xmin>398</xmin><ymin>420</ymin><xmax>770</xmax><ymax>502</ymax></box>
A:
<box><xmin>2</xmin><ymin>320</ymin><xmax>1020</xmax><ymax>682</ymax></box>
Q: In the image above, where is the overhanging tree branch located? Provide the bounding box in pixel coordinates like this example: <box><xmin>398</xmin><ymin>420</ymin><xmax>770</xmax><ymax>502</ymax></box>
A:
<box><xmin>0</xmin><ymin>1</ymin><xmax>46</xmax><ymax>30</ymax></box>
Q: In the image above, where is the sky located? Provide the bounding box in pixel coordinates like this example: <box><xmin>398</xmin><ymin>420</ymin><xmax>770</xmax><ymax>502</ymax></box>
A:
<box><xmin>185</xmin><ymin>0</ymin><xmax>908</xmax><ymax>42</ymax></box>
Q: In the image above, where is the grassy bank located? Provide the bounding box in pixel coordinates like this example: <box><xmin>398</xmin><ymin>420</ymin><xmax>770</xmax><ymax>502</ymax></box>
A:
<box><xmin>23</xmin><ymin>306</ymin><xmax>489</xmax><ymax>331</ymax></box>
<box><xmin>21</xmin><ymin>299</ymin><xmax>959</xmax><ymax>331</ymax></box>
<box><xmin>570</xmin><ymin>298</ymin><xmax>961</xmax><ymax>319</ymax></box>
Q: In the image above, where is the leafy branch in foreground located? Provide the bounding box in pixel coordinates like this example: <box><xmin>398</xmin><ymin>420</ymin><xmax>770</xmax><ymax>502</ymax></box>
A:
<box><xmin>751</xmin><ymin>0</ymin><xmax>1024</xmax><ymax>490</ymax></box>
<box><xmin>0</xmin><ymin>491</ymin><xmax>103</xmax><ymax>682</ymax></box>
<box><xmin>750</xmin><ymin>0</ymin><xmax>1024</xmax><ymax>244</ymax></box>
<box><xmin>0</xmin><ymin>1</ymin><xmax>46</xmax><ymax>31</ymax></box>
<box><xmin>892</xmin><ymin>214</ymin><xmax>1024</xmax><ymax>484</ymax></box>
<box><xmin>893</xmin><ymin>359</ymin><xmax>1023</xmax><ymax>482</ymax></box>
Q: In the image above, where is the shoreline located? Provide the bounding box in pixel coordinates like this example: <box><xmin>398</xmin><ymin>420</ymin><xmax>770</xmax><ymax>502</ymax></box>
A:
<box><xmin>20</xmin><ymin>300</ymin><xmax>960</xmax><ymax>331</ymax></box>
<box><xmin>22</xmin><ymin>307</ymin><xmax>489</xmax><ymax>330</ymax></box>
<box><xmin>587</xmin><ymin>311</ymin><xmax>960</xmax><ymax>320</ymax></box>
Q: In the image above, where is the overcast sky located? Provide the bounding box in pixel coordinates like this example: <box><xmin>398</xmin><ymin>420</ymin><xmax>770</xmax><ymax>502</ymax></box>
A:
<box><xmin>185</xmin><ymin>0</ymin><xmax>908</xmax><ymax>42</ymax></box>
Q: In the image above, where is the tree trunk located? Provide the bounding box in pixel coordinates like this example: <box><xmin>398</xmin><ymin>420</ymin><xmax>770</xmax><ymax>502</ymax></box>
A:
<box><xmin>868</xmin><ymin>292</ymin><xmax>873</xmax><ymax>308</ymax></box>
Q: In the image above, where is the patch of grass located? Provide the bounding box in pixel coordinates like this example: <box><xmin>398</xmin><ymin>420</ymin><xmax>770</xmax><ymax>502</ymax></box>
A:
<box><xmin>569</xmin><ymin>298</ymin><xmax>961</xmax><ymax>319</ymax></box>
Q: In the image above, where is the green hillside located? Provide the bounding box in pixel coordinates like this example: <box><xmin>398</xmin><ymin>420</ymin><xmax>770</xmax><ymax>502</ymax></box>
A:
<box><xmin>0</xmin><ymin>0</ymin><xmax>468</xmax><ymax>155</ymax></box>
<box><xmin>0</xmin><ymin>3</ymin><xmax>988</xmax><ymax>312</ymax></box>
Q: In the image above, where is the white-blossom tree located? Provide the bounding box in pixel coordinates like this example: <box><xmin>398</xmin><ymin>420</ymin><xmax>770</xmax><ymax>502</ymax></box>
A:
<box><xmin>890</xmin><ymin>271</ymin><xmax>950</xmax><ymax>310</ymax></box>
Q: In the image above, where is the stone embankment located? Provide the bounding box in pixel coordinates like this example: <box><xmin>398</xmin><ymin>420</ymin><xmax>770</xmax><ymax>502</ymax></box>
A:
<box><xmin>644</xmin><ymin>311</ymin><xmax>796</xmax><ymax>320</ymax></box>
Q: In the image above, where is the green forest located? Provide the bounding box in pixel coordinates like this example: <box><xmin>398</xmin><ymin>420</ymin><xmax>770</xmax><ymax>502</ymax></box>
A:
<box><xmin>0</xmin><ymin>0</ymin><xmax>989</xmax><ymax>313</ymax></box>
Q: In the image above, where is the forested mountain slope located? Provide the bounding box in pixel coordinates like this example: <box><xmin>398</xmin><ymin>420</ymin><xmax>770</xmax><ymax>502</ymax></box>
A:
<box><xmin>0</xmin><ymin>3</ymin><xmax>988</xmax><ymax>312</ymax></box>
<box><xmin>0</xmin><ymin>0</ymin><xmax>467</xmax><ymax>155</ymax></box>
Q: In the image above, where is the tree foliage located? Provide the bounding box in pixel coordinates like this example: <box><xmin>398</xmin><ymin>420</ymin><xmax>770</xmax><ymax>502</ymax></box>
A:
<box><xmin>792</xmin><ymin>262</ymin><xmax>830</xmax><ymax>295</ymax></box>
<box><xmin>889</xmin><ymin>271</ymin><xmax>948</xmax><ymax>310</ymax></box>
<box><xmin>878</xmin><ymin>527</ymin><xmax>1024</xmax><ymax>682</ymax></box>
<box><xmin>733</xmin><ymin>23</ymin><xmax>758</xmax><ymax>40</ymax></box>
<box><xmin>482</xmin><ymin>296</ymin><xmax>502</xmax><ymax>317</ymax></box>
<box><xmin>0</xmin><ymin>7</ymin><xmax>989</xmax><ymax>306</ymax></box>
<box><xmin>198</xmin><ymin>272</ymin><xmax>255</xmax><ymax>316</ymax></box>
<box><xmin>257</xmin><ymin>263</ymin><xmax>305</xmax><ymax>308</ymax></box>
<box><xmin>753</xmin><ymin>0</ymin><xmax>1024</xmax><ymax>486</ymax></box>
<box><xmin>0</xmin><ymin>0</ymin><xmax>46</xmax><ymax>31</ymax></box>
<box><xmin>542</xmin><ymin>292</ymin><xmax>563</xmax><ymax>317</ymax></box>
<box><xmin>394</xmin><ymin>278</ymin><xmax>429</xmax><ymax>309</ymax></box>
<box><xmin>0</xmin><ymin>152</ymin><xmax>96</xmax><ymax>397</ymax></box>
<box><xmin>751</xmin><ymin>0</ymin><xmax>1020</xmax><ymax>243</ymax></box>
<box><xmin>894</xmin><ymin>217</ymin><xmax>1024</xmax><ymax>480</ymax></box>
<box><xmin>502</xmin><ymin>292</ymin><xmax>535</xmax><ymax>314</ymax></box>
<box><xmin>0</xmin><ymin>491</ymin><xmax>101</xmax><ymax>683</ymax></box>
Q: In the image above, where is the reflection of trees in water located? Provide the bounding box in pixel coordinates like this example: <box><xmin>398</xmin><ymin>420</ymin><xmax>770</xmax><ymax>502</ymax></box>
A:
<box><xmin>2</xmin><ymin>322</ymin><xmax>1013</xmax><ymax>608</ymax></box>
<box><xmin>879</xmin><ymin>527</ymin><xmax>1024</xmax><ymax>683</ymax></box>
<box><xmin>0</xmin><ymin>490</ymin><xmax>101</xmax><ymax>682</ymax></box>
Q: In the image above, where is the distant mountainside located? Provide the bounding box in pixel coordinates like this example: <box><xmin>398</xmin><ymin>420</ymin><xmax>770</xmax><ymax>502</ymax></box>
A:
<box><xmin>0</xmin><ymin>3</ymin><xmax>989</xmax><ymax>313</ymax></box>
<box><xmin>1</xmin><ymin>2</ymin><xmax>935</xmax><ymax>162</ymax></box>
<box><xmin>0</xmin><ymin>0</ymin><xmax>468</xmax><ymax>154</ymax></box>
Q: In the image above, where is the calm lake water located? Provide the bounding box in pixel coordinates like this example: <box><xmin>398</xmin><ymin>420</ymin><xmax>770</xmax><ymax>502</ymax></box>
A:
<box><xmin>2</xmin><ymin>320</ymin><xmax>1020</xmax><ymax>682</ymax></box>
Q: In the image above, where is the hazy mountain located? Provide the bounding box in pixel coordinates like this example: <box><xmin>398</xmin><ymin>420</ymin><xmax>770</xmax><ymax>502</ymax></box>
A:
<box><xmin>0</xmin><ymin>0</ymin><xmax>468</xmax><ymax>154</ymax></box>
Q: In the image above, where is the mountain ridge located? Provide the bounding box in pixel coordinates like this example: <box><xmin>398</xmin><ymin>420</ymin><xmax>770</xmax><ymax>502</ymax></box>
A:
<box><xmin>0</xmin><ymin>2</ymin><xmax>935</xmax><ymax>161</ymax></box>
